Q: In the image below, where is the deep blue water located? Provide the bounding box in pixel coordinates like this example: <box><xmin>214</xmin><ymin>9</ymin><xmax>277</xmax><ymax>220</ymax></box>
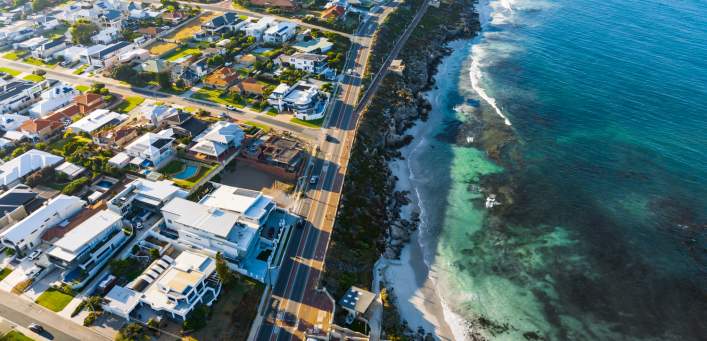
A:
<box><xmin>410</xmin><ymin>0</ymin><xmax>707</xmax><ymax>339</ymax></box>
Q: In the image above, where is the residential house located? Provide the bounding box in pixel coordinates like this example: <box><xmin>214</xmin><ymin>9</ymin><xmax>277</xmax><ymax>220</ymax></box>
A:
<box><xmin>54</xmin><ymin>161</ymin><xmax>87</xmax><ymax>180</ymax></box>
<box><xmin>230</xmin><ymin>78</ymin><xmax>268</xmax><ymax>98</ymax></box>
<box><xmin>139</xmin><ymin>59</ymin><xmax>170</xmax><ymax>74</ymax></box>
<box><xmin>136</xmin><ymin>26</ymin><xmax>158</xmax><ymax>38</ymax></box>
<box><xmin>0</xmin><ymin>184</ymin><xmax>45</xmax><ymax>231</ymax></box>
<box><xmin>16</xmin><ymin>37</ymin><xmax>48</xmax><ymax>51</ymax></box>
<box><xmin>263</xmin><ymin>22</ymin><xmax>296</xmax><ymax>44</ymax></box>
<box><xmin>118</xmin><ymin>48</ymin><xmax>149</xmax><ymax>64</ymax></box>
<box><xmin>74</xmin><ymin>92</ymin><xmax>106</xmax><ymax>114</ymax></box>
<box><xmin>19</xmin><ymin>118</ymin><xmax>64</xmax><ymax>140</ymax></box>
<box><xmin>0</xmin><ymin>195</ymin><xmax>84</xmax><ymax>255</ymax></box>
<box><xmin>162</xmin><ymin>111</ymin><xmax>208</xmax><ymax>138</ymax></box>
<box><xmin>93</xmin><ymin>126</ymin><xmax>139</xmax><ymax>149</ymax></box>
<box><xmin>107</xmin><ymin>178</ymin><xmax>187</xmax><ymax>215</ymax></box>
<box><xmin>92</xmin><ymin>27</ymin><xmax>121</xmax><ymax>44</ymax></box>
<box><xmin>249</xmin><ymin>0</ymin><xmax>298</xmax><ymax>10</ymax></box>
<box><xmin>0</xmin><ymin>80</ymin><xmax>47</xmax><ymax>114</ymax></box>
<box><xmin>48</xmin><ymin>209</ymin><xmax>128</xmax><ymax>288</ymax></box>
<box><xmin>124</xmin><ymin>132</ymin><xmax>176</xmax><ymax>169</ymax></box>
<box><xmin>99</xmin><ymin>10</ymin><xmax>123</xmax><ymax>29</ymax></box>
<box><xmin>242</xmin><ymin>16</ymin><xmax>276</xmax><ymax>41</ymax></box>
<box><xmin>85</xmin><ymin>41</ymin><xmax>137</xmax><ymax>68</ymax></box>
<box><xmin>267</xmin><ymin>81</ymin><xmax>329</xmax><ymax>120</ymax></box>
<box><xmin>31</xmin><ymin>38</ymin><xmax>67</xmax><ymax>61</ymax></box>
<box><xmin>257</xmin><ymin>135</ymin><xmax>304</xmax><ymax>172</ymax></box>
<box><xmin>203</xmin><ymin>67</ymin><xmax>240</xmax><ymax>90</ymax></box>
<box><xmin>68</xmin><ymin>109</ymin><xmax>128</xmax><ymax>134</ymax></box>
<box><xmin>189</xmin><ymin>121</ymin><xmax>245</xmax><ymax>161</ymax></box>
<box><xmin>321</xmin><ymin>5</ymin><xmax>347</xmax><ymax>20</ymax></box>
<box><xmin>29</xmin><ymin>82</ymin><xmax>78</xmax><ymax>117</ymax></box>
<box><xmin>201</xmin><ymin>12</ymin><xmax>247</xmax><ymax>37</ymax></box>
<box><xmin>0</xmin><ymin>149</ymin><xmax>64</xmax><ymax>187</ymax></box>
<box><xmin>292</xmin><ymin>37</ymin><xmax>334</xmax><ymax>53</ymax></box>
<box><xmin>161</xmin><ymin>10</ymin><xmax>185</xmax><ymax>24</ymax></box>
<box><xmin>278</xmin><ymin>52</ymin><xmax>328</xmax><ymax>73</ymax></box>
<box><xmin>103</xmin><ymin>250</ymin><xmax>221</xmax><ymax>322</ymax></box>
<box><xmin>141</xmin><ymin>104</ymin><xmax>179</xmax><ymax>127</ymax></box>
<box><xmin>0</xmin><ymin>114</ymin><xmax>29</xmax><ymax>132</ymax></box>
<box><xmin>161</xmin><ymin>198</ymin><xmax>260</xmax><ymax>262</ymax></box>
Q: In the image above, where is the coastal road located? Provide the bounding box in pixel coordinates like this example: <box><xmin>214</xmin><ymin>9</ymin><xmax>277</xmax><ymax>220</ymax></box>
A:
<box><xmin>255</xmin><ymin>0</ymin><xmax>430</xmax><ymax>339</ymax></box>
<box><xmin>137</xmin><ymin>0</ymin><xmax>354</xmax><ymax>39</ymax></box>
<box><xmin>0</xmin><ymin>289</ymin><xmax>108</xmax><ymax>341</ymax></box>
<box><xmin>0</xmin><ymin>59</ymin><xmax>320</xmax><ymax>142</ymax></box>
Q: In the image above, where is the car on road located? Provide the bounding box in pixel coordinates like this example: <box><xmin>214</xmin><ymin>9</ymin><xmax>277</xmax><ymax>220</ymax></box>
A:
<box><xmin>28</xmin><ymin>323</ymin><xmax>44</xmax><ymax>333</ymax></box>
<box><xmin>219</xmin><ymin>112</ymin><xmax>229</xmax><ymax>119</ymax></box>
<box><xmin>225</xmin><ymin>105</ymin><xmax>237</xmax><ymax>111</ymax></box>
<box><xmin>310</xmin><ymin>176</ymin><xmax>319</xmax><ymax>185</ymax></box>
<box><xmin>325</xmin><ymin>134</ymin><xmax>338</xmax><ymax>143</ymax></box>
<box><xmin>28</xmin><ymin>250</ymin><xmax>41</xmax><ymax>260</ymax></box>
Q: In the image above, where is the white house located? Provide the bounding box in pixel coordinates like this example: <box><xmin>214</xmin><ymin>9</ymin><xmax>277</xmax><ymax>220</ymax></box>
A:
<box><xmin>267</xmin><ymin>81</ymin><xmax>329</xmax><ymax>120</ymax></box>
<box><xmin>242</xmin><ymin>16</ymin><xmax>276</xmax><ymax>41</ymax></box>
<box><xmin>0</xmin><ymin>114</ymin><xmax>29</xmax><ymax>132</ymax></box>
<box><xmin>199</xmin><ymin>184</ymin><xmax>276</xmax><ymax>227</ymax></box>
<box><xmin>125</xmin><ymin>132</ymin><xmax>175</xmax><ymax>169</ymax></box>
<box><xmin>263</xmin><ymin>21</ymin><xmax>296</xmax><ymax>44</ymax></box>
<box><xmin>31</xmin><ymin>38</ymin><xmax>67</xmax><ymax>61</ymax></box>
<box><xmin>92</xmin><ymin>27</ymin><xmax>121</xmax><ymax>45</ymax></box>
<box><xmin>68</xmin><ymin>109</ymin><xmax>128</xmax><ymax>134</ymax></box>
<box><xmin>84</xmin><ymin>41</ymin><xmax>137</xmax><ymax>68</ymax></box>
<box><xmin>279</xmin><ymin>53</ymin><xmax>329</xmax><ymax>73</ymax></box>
<box><xmin>200</xmin><ymin>12</ymin><xmax>247</xmax><ymax>37</ymax></box>
<box><xmin>108</xmin><ymin>179</ymin><xmax>187</xmax><ymax>215</ymax></box>
<box><xmin>189</xmin><ymin>121</ymin><xmax>245</xmax><ymax>160</ymax></box>
<box><xmin>0</xmin><ymin>80</ymin><xmax>47</xmax><ymax>114</ymax></box>
<box><xmin>104</xmin><ymin>251</ymin><xmax>221</xmax><ymax>322</ymax></box>
<box><xmin>29</xmin><ymin>82</ymin><xmax>78</xmax><ymax>117</ymax></box>
<box><xmin>0</xmin><ymin>149</ymin><xmax>64</xmax><ymax>187</ymax></box>
<box><xmin>161</xmin><ymin>198</ymin><xmax>259</xmax><ymax>262</ymax></box>
<box><xmin>0</xmin><ymin>195</ymin><xmax>85</xmax><ymax>255</ymax></box>
<box><xmin>48</xmin><ymin>209</ymin><xmax>128</xmax><ymax>288</ymax></box>
<box><xmin>141</xmin><ymin>104</ymin><xmax>178</xmax><ymax>127</ymax></box>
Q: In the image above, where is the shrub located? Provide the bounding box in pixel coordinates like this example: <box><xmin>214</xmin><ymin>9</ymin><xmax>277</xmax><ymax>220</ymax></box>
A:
<box><xmin>83</xmin><ymin>311</ymin><xmax>101</xmax><ymax>326</ymax></box>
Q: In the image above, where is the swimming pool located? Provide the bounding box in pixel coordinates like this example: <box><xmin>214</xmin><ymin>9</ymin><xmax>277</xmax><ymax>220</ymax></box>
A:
<box><xmin>173</xmin><ymin>165</ymin><xmax>199</xmax><ymax>180</ymax></box>
<box><xmin>95</xmin><ymin>180</ymin><xmax>114</xmax><ymax>189</ymax></box>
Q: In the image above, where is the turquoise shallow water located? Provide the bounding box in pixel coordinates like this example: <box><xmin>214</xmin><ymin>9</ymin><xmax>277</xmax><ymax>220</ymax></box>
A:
<box><xmin>410</xmin><ymin>0</ymin><xmax>707</xmax><ymax>339</ymax></box>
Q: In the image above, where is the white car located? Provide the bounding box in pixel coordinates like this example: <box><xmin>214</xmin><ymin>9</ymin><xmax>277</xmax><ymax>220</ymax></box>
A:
<box><xmin>310</xmin><ymin>176</ymin><xmax>319</xmax><ymax>185</ymax></box>
<box><xmin>28</xmin><ymin>250</ymin><xmax>41</xmax><ymax>261</ymax></box>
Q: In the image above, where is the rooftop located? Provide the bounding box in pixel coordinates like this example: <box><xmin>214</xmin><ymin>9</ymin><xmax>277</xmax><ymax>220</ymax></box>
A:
<box><xmin>0</xmin><ymin>149</ymin><xmax>63</xmax><ymax>187</ymax></box>
<box><xmin>48</xmin><ymin>209</ymin><xmax>122</xmax><ymax>262</ymax></box>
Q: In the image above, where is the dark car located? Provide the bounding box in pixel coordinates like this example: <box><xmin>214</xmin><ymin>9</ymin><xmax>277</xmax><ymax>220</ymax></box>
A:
<box><xmin>28</xmin><ymin>323</ymin><xmax>44</xmax><ymax>333</ymax></box>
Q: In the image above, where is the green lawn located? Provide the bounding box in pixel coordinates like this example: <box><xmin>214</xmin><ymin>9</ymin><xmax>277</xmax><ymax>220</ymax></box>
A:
<box><xmin>35</xmin><ymin>287</ymin><xmax>75</xmax><ymax>312</ymax></box>
<box><xmin>192</xmin><ymin>88</ymin><xmax>244</xmax><ymax>108</ymax></box>
<box><xmin>290</xmin><ymin>117</ymin><xmax>324</xmax><ymax>128</ymax></box>
<box><xmin>2</xmin><ymin>51</ymin><xmax>25</xmax><ymax>61</ymax></box>
<box><xmin>75</xmin><ymin>85</ymin><xmax>90</xmax><ymax>93</ymax></box>
<box><xmin>161</xmin><ymin>160</ymin><xmax>187</xmax><ymax>175</ymax></box>
<box><xmin>0</xmin><ymin>330</ymin><xmax>34</xmax><ymax>341</ymax></box>
<box><xmin>23</xmin><ymin>57</ymin><xmax>56</xmax><ymax>68</ymax></box>
<box><xmin>171</xmin><ymin>164</ymin><xmax>218</xmax><ymax>189</ymax></box>
<box><xmin>42</xmin><ymin>25</ymin><xmax>68</xmax><ymax>39</ymax></box>
<box><xmin>0</xmin><ymin>67</ymin><xmax>21</xmax><ymax>77</ymax></box>
<box><xmin>23</xmin><ymin>74</ymin><xmax>45</xmax><ymax>83</ymax></box>
<box><xmin>0</xmin><ymin>267</ymin><xmax>12</xmax><ymax>281</ymax></box>
<box><xmin>244</xmin><ymin>121</ymin><xmax>272</xmax><ymax>133</ymax></box>
<box><xmin>73</xmin><ymin>64</ymin><xmax>88</xmax><ymax>75</ymax></box>
<box><xmin>114</xmin><ymin>96</ymin><xmax>145</xmax><ymax>113</ymax></box>
<box><xmin>164</xmin><ymin>47</ymin><xmax>202</xmax><ymax>62</ymax></box>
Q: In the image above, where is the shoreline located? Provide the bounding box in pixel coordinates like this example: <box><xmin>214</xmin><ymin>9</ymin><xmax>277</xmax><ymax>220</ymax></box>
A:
<box><xmin>380</xmin><ymin>40</ymin><xmax>473</xmax><ymax>341</ymax></box>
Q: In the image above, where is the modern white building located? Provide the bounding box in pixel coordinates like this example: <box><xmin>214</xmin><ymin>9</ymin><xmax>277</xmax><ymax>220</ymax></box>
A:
<box><xmin>242</xmin><ymin>16</ymin><xmax>276</xmax><ymax>41</ymax></box>
<box><xmin>68</xmin><ymin>109</ymin><xmax>128</xmax><ymax>134</ymax></box>
<box><xmin>48</xmin><ymin>209</ymin><xmax>128</xmax><ymax>288</ymax></box>
<box><xmin>108</xmin><ymin>179</ymin><xmax>188</xmax><ymax>215</ymax></box>
<box><xmin>125</xmin><ymin>132</ymin><xmax>175</xmax><ymax>169</ymax></box>
<box><xmin>0</xmin><ymin>149</ymin><xmax>64</xmax><ymax>187</ymax></box>
<box><xmin>0</xmin><ymin>195</ymin><xmax>85</xmax><ymax>254</ymax></box>
<box><xmin>29</xmin><ymin>82</ymin><xmax>78</xmax><ymax>117</ymax></box>
<box><xmin>0</xmin><ymin>80</ymin><xmax>47</xmax><ymax>114</ymax></box>
<box><xmin>31</xmin><ymin>38</ymin><xmax>67</xmax><ymax>61</ymax></box>
<box><xmin>189</xmin><ymin>121</ymin><xmax>245</xmax><ymax>160</ymax></box>
<box><xmin>199</xmin><ymin>185</ymin><xmax>276</xmax><ymax>227</ymax></box>
<box><xmin>161</xmin><ymin>198</ymin><xmax>259</xmax><ymax>262</ymax></box>
<box><xmin>103</xmin><ymin>250</ymin><xmax>221</xmax><ymax>322</ymax></box>
<box><xmin>0</xmin><ymin>114</ymin><xmax>29</xmax><ymax>132</ymax></box>
<box><xmin>263</xmin><ymin>21</ymin><xmax>296</xmax><ymax>44</ymax></box>
<box><xmin>280</xmin><ymin>53</ymin><xmax>329</xmax><ymax>73</ymax></box>
<box><xmin>267</xmin><ymin>81</ymin><xmax>329</xmax><ymax>120</ymax></box>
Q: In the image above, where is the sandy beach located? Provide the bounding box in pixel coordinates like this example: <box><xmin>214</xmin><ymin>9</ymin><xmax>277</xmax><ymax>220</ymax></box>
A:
<box><xmin>378</xmin><ymin>41</ymin><xmax>472</xmax><ymax>340</ymax></box>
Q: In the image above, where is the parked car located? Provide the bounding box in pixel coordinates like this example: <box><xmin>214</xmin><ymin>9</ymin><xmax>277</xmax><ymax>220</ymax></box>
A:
<box><xmin>310</xmin><ymin>176</ymin><xmax>319</xmax><ymax>185</ymax></box>
<box><xmin>28</xmin><ymin>250</ymin><xmax>41</xmax><ymax>261</ymax></box>
<box><xmin>28</xmin><ymin>323</ymin><xmax>44</xmax><ymax>333</ymax></box>
<box><xmin>225</xmin><ymin>105</ymin><xmax>237</xmax><ymax>111</ymax></box>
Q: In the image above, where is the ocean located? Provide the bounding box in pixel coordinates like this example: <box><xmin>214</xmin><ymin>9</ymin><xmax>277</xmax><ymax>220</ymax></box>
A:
<box><xmin>407</xmin><ymin>0</ymin><xmax>707</xmax><ymax>339</ymax></box>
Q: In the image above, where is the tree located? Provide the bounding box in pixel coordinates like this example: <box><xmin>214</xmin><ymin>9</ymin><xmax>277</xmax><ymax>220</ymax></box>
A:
<box><xmin>70</xmin><ymin>20</ymin><xmax>99</xmax><ymax>45</ymax></box>
<box><xmin>62</xmin><ymin>176</ymin><xmax>89</xmax><ymax>195</ymax></box>
<box><xmin>115</xmin><ymin>323</ymin><xmax>149</xmax><ymax>341</ymax></box>
<box><xmin>110</xmin><ymin>258</ymin><xmax>142</xmax><ymax>282</ymax></box>
<box><xmin>31</xmin><ymin>0</ymin><xmax>51</xmax><ymax>11</ymax></box>
<box><xmin>183</xmin><ymin>304</ymin><xmax>208</xmax><ymax>331</ymax></box>
<box><xmin>214</xmin><ymin>252</ymin><xmax>236</xmax><ymax>286</ymax></box>
<box><xmin>175</xmin><ymin>79</ymin><xmax>185</xmax><ymax>89</ymax></box>
<box><xmin>148</xmin><ymin>248</ymin><xmax>160</xmax><ymax>261</ymax></box>
<box><xmin>111</xmin><ymin>64</ymin><xmax>141</xmax><ymax>85</ymax></box>
<box><xmin>157</xmin><ymin>71</ymin><xmax>172</xmax><ymax>90</ymax></box>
